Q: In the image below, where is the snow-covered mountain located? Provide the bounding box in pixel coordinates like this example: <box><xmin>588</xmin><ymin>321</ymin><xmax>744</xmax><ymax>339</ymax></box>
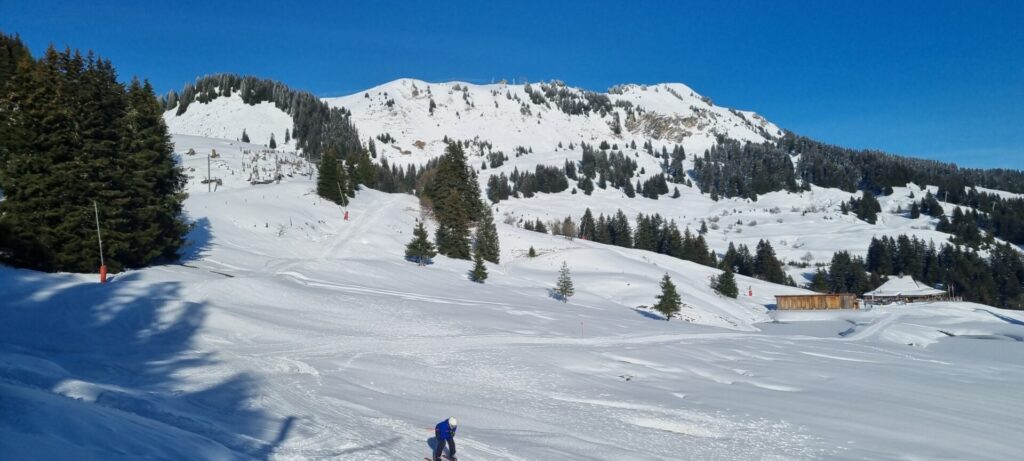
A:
<box><xmin>164</xmin><ymin>78</ymin><xmax>780</xmax><ymax>164</ymax></box>
<box><xmin>161</xmin><ymin>78</ymin><xmax>1009</xmax><ymax>270</ymax></box>
<box><xmin>322</xmin><ymin>79</ymin><xmax>780</xmax><ymax>165</ymax></box>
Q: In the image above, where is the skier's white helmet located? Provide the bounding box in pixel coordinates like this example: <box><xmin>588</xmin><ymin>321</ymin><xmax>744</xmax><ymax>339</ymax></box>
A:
<box><xmin>449</xmin><ymin>417</ymin><xmax>458</xmax><ymax>428</ymax></box>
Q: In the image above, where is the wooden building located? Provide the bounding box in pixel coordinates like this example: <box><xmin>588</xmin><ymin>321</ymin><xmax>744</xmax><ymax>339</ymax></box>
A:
<box><xmin>774</xmin><ymin>294</ymin><xmax>859</xmax><ymax>310</ymax></box>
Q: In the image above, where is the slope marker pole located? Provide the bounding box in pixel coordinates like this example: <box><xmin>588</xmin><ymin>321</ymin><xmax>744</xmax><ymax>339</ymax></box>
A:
<box><xmin>94</xmin><ymin>200</ymin><xmax>107</xmax><ymax>283</ymax></box>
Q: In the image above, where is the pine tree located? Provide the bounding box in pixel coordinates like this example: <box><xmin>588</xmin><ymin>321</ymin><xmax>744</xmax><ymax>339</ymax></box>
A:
<box><xmin>435</xmin><ymin>189</ymin><xmax>471</xmax><ymax>259</ymax></box>
<box><xmin>316</xmin><ymin>147</ymin><xmax>344</xmax><ymax>204</ymax></box>
<box><xmin>0</xmin><ymin>32</ymin><xmax>30</xmax><ymax>91</ymax></box>
<box><xmin>284</xmin><ymin>128</ymin><xmax>290</xmax><ymax>144</ymax></box>
<box><xmin>712</xmin><ymin>269</ymin><xmax>739</xmax><ymax>298</ymax></box>
<box><xmin>0</xmin><ymin>47</ymin><xmax>187</xmax><ymax>272</ymax></box>
<box><xmin>754</xmin><ymin>240</ymin><xmax>787</xmax><ymax>284</ymax></box>
<box><xmin>555</xmin><ymin>261</ymin><xmax>574</xmax><ymax>302</ymax></box>
<box><xmin>533</xmin><ymin>218</ymin><xmax>548</xmax><ymax>234</ymax></box>
<box><xmin>470</xmin><ymin>246</ymin><xmax>488</xmax><ymax>282</ymax></box>
<box><xmin>653</xmin><ymin>273</ymin><xmax>681</xmax><ymax>321</ymax></box>
<box><xmin>528</xmin><ymin>246</ymin><xmax>536</xmax><ymax>257</ymax></box>
<box><xmin>119</xmin><ymin>78</ymin><xmax>189</xmax><ymax>268</ymax></box>
<box><xmin>428</xmin><ymin>143</ymin><xmax>483</xmax><ymax>259</ymax></box>
<box><xmin>810</xmin><ymin>269</ymin><xmax>830</xmax><ymax>292</ymax></box>
<box><xmin>269</xmin><ymin>132</ymin><xmax>277</xmax><ymax>149</ymax></box>
<box><xmin>579</xmin><ymin>208</ymin><xmax>596</xmax><ymax>240</ymax></box>
<box><xmin>241</xmin><ymin>128</ymin><xmax>250</xmax><ymax>143</ymax></box>
<box><xmin>475</xmin><ymin>206</ymin><xmax>500</xmax><ymax>263</ymax></box>
<box><xmin>405</xmin><ymin>221</ymin><xmax>437</xmax><ymax>265</ymax></box>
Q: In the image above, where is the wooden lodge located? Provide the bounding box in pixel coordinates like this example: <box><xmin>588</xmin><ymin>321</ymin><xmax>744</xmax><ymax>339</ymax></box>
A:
<box><xmin>774</xmin><ymin>294</ymin><xmax>859</xmax><ymax>310</ymax></box>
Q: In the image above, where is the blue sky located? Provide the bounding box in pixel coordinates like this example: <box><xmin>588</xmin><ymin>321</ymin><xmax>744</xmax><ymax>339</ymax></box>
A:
<box><xmin>2</xmin><ymin>0</ymin><xmax>1021</xmax><ymax>169</ymax></box>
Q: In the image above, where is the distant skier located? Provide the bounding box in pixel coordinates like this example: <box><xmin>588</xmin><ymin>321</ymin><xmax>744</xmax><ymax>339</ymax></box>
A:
<box><xmin>432</xmin><ymin>416</ymin><xmax>458</xmax><ymax>461</ymax></box>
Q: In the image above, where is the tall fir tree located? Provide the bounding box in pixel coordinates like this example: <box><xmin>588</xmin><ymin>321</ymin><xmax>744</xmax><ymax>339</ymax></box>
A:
<box><xmin>470</xmin><ymin>246</ymin><xmax>488</xmax><ymax>283</ymax></box>
<box><xmin>0</xmin><ymin>46</ymin><xmax>187</xmax><ymax>271</ymax></box>
<box><xmin>428</xmin><ymin>143</ymin><xmax>483</xmax><ymax>260</ymax></box>
<box><xmin>405</xmin><ymin>221</ymin><xmax>437</xmax><ymax>265</ymax></box>
<box><xmin>579</xmin><ymin>208</ymin><xmax>596</xmax><ymax>240</ymax></box>
<box><xmin>434</xmin><ymin>189</ymin><xmax>471</xmax><ymax>259</ymax></box>
<box><xmin>474</xmin><ymin>206</ymin><xmax>500</xmax><ymax>263</ymax></box>
<box><xmin>316</xmin><ymin>146</ymin><xmax>346</xmax><ymax>205</ymax></box>
<box><xmin>0</xmin><ymin>32</ymin><xmax>30</xmax><ymax>91</ymax></box>
<box><xmin>119</xmin><ymin>78</ymin><xmax>189</xmax><ymax>267</ymax></box>
<box><xmin>241</xmin><ymin>128</ymin><xmax>250</xmax><ymax>143</ymax></box>
<box><xmin>654</xmin><ymin>273</ymin><xmax>682</xmax><ymax>320</ymax></box>
<box><xmin>555</xmin><ymin>261</ymin><xmax>574</xmax><ymax>302</ymax></box>
<box><xmin>754</xmin><ymin>240</ymin><xmax>787</xmax><ymax>284</ymax></box>
<box><xmin>269</xmin><ymin>132</ymin><xmax>276</xmax><ymax>149</ymax></box>
<box><xmin>810</xmin><ymin>269</ymin><xmax>830</xmax><ymax>292</ymax></box>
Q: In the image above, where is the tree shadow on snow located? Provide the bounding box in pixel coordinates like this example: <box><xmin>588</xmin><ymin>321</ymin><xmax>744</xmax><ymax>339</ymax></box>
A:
<box><xmin>179</xmin><ymin>216</ymin><xmax>213</xmax><ymax>263</ymax></box>
<box><xmin>633</xmin><ymin>307</ymin><xmax>667</xmax><ymax>321</ymax></box>
<box><xmin>0</xmin><ymin>266</ymin><xmax>294</xmax><ymax>459</ymax></box>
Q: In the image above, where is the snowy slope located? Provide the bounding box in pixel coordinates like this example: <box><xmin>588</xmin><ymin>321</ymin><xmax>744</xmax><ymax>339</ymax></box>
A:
<box><xmin>163</xmin><ymin>94</ymin><xmax>293</xmax><ymax>148</ymax></box>
<box><xmin>2</xmin><ymin>134</ymin><xmax>1024</xmax><ymax>460</ymax></box>
<box><xmin>325</xmin><ymin>79</ymin><xmax>780</xmax><ymax>166</ymax></box>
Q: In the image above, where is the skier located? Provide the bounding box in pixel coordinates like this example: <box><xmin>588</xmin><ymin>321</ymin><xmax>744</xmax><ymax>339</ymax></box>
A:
<box><xmin>432</xmin><ymin>416</ymin><xmax>458</xmax><ymax>461</ymax></box>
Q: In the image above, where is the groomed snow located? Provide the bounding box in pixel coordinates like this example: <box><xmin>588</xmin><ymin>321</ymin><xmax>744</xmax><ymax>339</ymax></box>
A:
<box><xmin>2</xmin><ymin>135</ymin><xmax>1023</xmax><ymax>460</ymax></box>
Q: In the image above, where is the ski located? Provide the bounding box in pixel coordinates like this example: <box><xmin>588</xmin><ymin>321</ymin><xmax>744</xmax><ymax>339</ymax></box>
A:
<box><xmin>423</xmin><ymin>455</ymin><xmax>457</xmax><ymax>461</ymax></box>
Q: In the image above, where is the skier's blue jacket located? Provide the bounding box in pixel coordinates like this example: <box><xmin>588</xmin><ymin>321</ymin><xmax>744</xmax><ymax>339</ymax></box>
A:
<box><xmin>435</xmin><ymin>419</ymin><xmax>457</xmax><ymax>440</ymax></box>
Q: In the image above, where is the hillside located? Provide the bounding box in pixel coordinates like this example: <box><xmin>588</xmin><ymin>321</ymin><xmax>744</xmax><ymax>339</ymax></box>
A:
<box><xmin>163</xmin><ymin>78</ymin><xmax>1024</xmax><ymax>279</ymax></box>
<box><xmin>163</xmin><ymin>93</ymin><xmax>293</xmax><ymax>148</ymax></box>
<box><xmin>3</xmin><ymin>134</ymin><xmax>1024</xmax><ymax>460</ymax></box>
<box><xmin>322</xmin><ymin>79</ymin><xmax>780</xmax><ymax>166</ymax></box>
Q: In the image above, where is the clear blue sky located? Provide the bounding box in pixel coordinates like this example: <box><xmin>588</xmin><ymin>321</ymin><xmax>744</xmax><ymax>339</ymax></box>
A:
<box><xmin>2</xmin><ymin>0</ymin><xmax>1021</xmax><ymax>169</ymax></box>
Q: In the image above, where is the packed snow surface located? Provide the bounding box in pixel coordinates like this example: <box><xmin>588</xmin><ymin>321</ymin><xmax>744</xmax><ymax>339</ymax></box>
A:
<box><xmin>2</xmin><ymin>135</ymin><xmax>1023</xmax><ymax>460</ymax></box>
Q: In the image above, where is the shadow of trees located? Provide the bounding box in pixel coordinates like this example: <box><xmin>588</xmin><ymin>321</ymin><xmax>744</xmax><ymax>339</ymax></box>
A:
<box><xmin>632</xmin><ymin>307</ymin><xmax>666</xmax><ymax>321</ymax></box>
<box><xmin>179</xmin><ymin>216</ymin><xmax>213</xmax><ymax>263</ymax></box>
<box><xmin>0</xmin><ymin>266</ymin><xmax>293</xmax><ymax>459</ymax></box>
